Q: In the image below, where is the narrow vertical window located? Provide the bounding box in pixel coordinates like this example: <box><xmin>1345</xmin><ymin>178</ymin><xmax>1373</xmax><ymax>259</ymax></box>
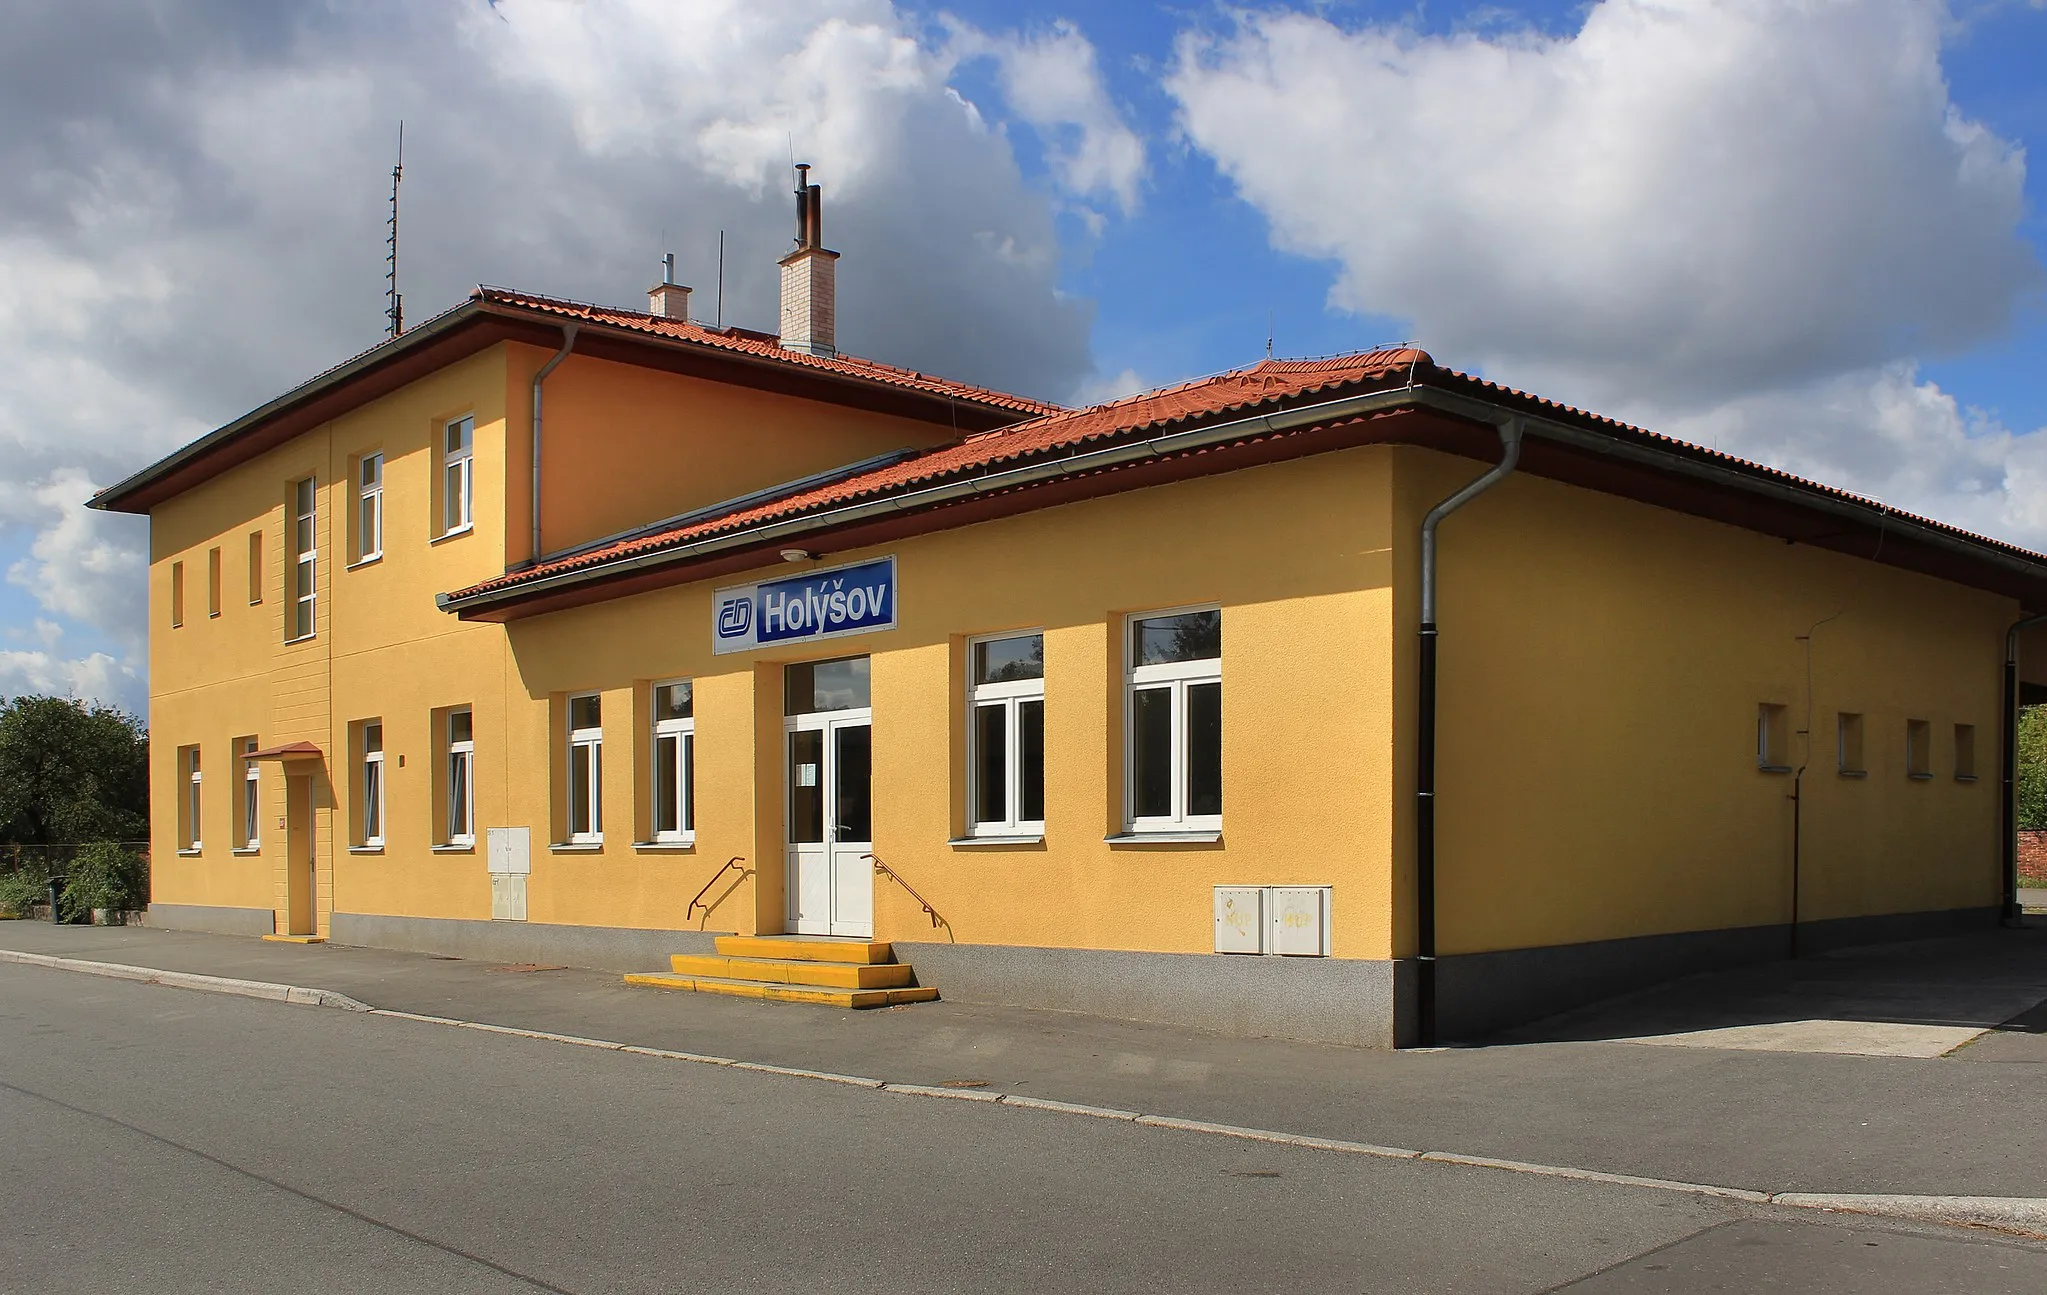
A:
<box><xmin>567</xmin><ymin>693</ymin><xmax>603</xmax><ymax>843</ymax></box>
<box><xmin>238</xmin><ymin>737</ymin><xmax>261</xmax><ymax>850</ymax></box>
<box><xmin>651</xmin><ymin>681</ymin><xmax>695</xmax><ymax>842</ymax></box>
<box><xmin>1837</xmin><ymin>712</ymin><xmax>1865</xmax><ymax>777</ymax></box>
<box><xmin>182</xmin><ymin>746</ymin><xmax>203</xmax><ymax>851</ymax></box>
<box><xmin>443</xmin><ymin>416</ymin><xmax>475</xmax><ymax>534</ymax></box>
<box><xmin>248</xmin><ymin>530</ymin><xmax>264</xmax><ymax>604</ymax></box>
<box><xmin>1757</xmin><ymin>703</ymin><xmax>1790</xmax><ymax>772</ymax></box>
<box><xmin>1954</xmin><ymin>723</ymin><xmax>1976</xmax><ymax>781</ymax></box>
<box><xmin>1124</xmin><ymin>609</ymin><xmax>1222</xmax><ymax>834</ymax></box>
<box><xmin>446</xmin><ymin>707</ymin><xmax>475</xmax><ymax>846</ymax></box>
<box><xmin>1905</xmin><ymin>718</ymin><xmax>1932</xmax><ymax>779</ymax></box>
<box><xmin>207</xmin><ymin>547</ymin><xmax>222</xmax><ymax>617</ymax></box>
<box><xmin>357</xmin><ymin>453</ymin><xmax>384</xmax><ymax>562</ymax></box>
<box><xmin>360</xmin><ymin>721</ymin><xmax>385</xmax><ymax>847</ymax></box>
<box><xmin>289</xmin><ymin>476</ymin><xmax>317</xmax><ymax>640</ymax></box>
<box><xmin>967</xmin><ymin>633</ymin><xmax>1045</xmax><ymax>837</ymax></box>
<box><xmin>170</xmin><ymin>561</ymin><xmax>185</xmax><ymax>628</ymax></box>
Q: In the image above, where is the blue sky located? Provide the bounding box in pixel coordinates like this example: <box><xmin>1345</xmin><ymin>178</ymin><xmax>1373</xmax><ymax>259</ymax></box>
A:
<box><xmin>3</xmin><ymin>0</ymin><xmax>2044</xmax><ymax>712</ymax></box>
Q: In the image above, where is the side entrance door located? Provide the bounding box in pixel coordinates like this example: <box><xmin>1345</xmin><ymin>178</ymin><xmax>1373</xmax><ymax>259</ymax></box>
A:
<box><xmin>785</xmin><ymin>708</ymin><xmax>873</xmax><ymax>938</ymax></box>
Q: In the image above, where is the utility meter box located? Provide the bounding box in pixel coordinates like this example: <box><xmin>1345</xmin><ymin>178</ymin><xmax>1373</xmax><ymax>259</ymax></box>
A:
<box><xmin>1213</xmin><ymin>886</ymin><xmax>1266</xmax><ymax>954</ymax></box>
<box><xmin>490</xmin><ymin>874</ymin><xmax>528</xmax><ymax>922</ymax></box>
<box><xmin>1268</xmin><ymin>886</ymin><xmax>1333</xmax><ymax>957</ymax></box>
<box><xmin>486</xmin><ymin>827</ymin><xmax>530</xmax><ymax>875</ymax></box>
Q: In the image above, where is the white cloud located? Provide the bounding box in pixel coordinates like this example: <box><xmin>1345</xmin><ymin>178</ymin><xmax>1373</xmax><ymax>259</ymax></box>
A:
<box><xmin>948</xmin><ymin>19</ymin><xmax>1147</xmax><ymax>214</ymax></box>
<box><xmin>1168</xmin><ymin>0</ymin><xmax>2039</xmax><ymax>411</ymax></box>
<box><xmin>0</xmin><ymin>0</ymin><xmax>1133</xmax><ymax>700</ymax></box>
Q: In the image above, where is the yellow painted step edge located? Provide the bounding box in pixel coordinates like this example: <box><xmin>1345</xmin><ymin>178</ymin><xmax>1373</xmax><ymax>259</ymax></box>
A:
<box><xmin>625</xmin><ymin>972</ymin><xmax>937</xmax><ymax>1009</ymax></box>
<box><xmin>668</xmin><ymin>953</ymin><xmax>913</xmax><ymax>989</ymax></box>
<box><xmin>261</xmin><ymin>934</ymin><xmax>326</xmax><ymax>944</ymax></box>
<box><xmin>713</xmin><ymin>936</ymin><xmax>894</xmax><ymax>965</ymax></box>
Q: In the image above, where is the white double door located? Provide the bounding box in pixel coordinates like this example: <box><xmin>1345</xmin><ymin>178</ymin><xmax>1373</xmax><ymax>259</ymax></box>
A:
<box><xmin>785</xmin><ymin>708</ymin><xmax>873</xmax><ymax>937</ymax></box>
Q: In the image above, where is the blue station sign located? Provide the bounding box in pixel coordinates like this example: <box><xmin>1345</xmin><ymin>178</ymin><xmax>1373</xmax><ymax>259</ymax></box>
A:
<box><xmin>712</xmin><ymin>556</ymin><xmax>897</xmax><ymax>655</ymax></box>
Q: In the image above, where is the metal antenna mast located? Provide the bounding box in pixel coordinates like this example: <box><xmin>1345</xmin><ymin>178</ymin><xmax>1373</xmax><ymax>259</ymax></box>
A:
<box><xmin>385</xmin><ymin>122</ymin><xmax>404</xmax><ymax>338</ymax></box>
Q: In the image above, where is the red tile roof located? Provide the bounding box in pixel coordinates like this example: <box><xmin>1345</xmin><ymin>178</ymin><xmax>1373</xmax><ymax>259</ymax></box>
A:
<box><xmin>448</xmin><ymin>349</ymin><xmax>1431</xmax><ymax>601</ymax></box>
<box><xmin>444</xmin><ymin>343</ymin><xmax>2047</xmax><ymax>614</ymax></box>
<box><xmin>473</xmin><ymin>287</ymin><xmax>1062</xmax><ymax>418</ymax></box>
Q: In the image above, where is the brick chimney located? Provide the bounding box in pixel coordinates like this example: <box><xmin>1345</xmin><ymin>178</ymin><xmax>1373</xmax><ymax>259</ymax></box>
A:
<box><xmin>778</xmin><ymin>164</ymin><xmax>839</xmax><ymax>357</ymax></box>
<box><xmin>647</xmin><ymin>253</ymin><xmax>691</xmax><ymax>321</ymax></box>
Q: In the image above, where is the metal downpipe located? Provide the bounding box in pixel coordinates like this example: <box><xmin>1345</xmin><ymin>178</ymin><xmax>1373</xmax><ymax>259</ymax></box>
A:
<box><xmin>530</xmin><ymin>323</ymin><xmax>579</xmax><ymax>565</ymax></box>
<box><xmin>1415</xmin><ymin>418</ymin><xmax>1524</xmax><ymax>1047</ymax></box>
<box><xmin>2001</xmin><ymin>613</ymin><xmax>2047</xmax><ymax>924</ymax></box>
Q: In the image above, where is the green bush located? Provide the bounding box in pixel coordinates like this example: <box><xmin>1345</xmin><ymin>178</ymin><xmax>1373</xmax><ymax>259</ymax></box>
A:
<box><xmin>0</xmin><ymin>865</ymin><xmax>48</xmax><ymax>917</ymax></box>
<box><xmin>58</xmin><ymin>842</ymin><xmax>147</xmax><ymax>920</ymax></box>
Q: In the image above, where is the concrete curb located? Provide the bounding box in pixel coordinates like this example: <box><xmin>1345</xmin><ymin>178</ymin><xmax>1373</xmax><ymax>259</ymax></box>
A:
<box><xmin>12</xmin><ymin>948</ymin><xmax>2046</xmax><ymax>1239</ymax></box>
<box><xmin>0</xmin><ymin>948</ymin><xmax>370</xmax><ymax>1012</ymax></box>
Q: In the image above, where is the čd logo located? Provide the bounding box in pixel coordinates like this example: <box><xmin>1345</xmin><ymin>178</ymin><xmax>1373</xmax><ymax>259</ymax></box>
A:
<box><xmin>716</xmin><ymin>598</ymin><xmax>752</xmax><ymax>639</ymax></box>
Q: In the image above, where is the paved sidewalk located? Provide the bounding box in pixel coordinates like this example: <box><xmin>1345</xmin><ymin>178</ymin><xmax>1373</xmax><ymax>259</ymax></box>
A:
<box><xmin>3</xmin><ymin>919</ymin><xmax>2045</xmax><ymax>1199</ymax></box>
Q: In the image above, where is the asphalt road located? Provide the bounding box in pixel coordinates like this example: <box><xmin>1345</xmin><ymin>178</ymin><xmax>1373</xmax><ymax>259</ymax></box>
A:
<box><xmin>4</xmin><ymin>964</ymin><xmax>2046</xmax><ymax>1293</ymax></box>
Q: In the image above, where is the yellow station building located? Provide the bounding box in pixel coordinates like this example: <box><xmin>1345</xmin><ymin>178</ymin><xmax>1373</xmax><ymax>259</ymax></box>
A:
<box><xmin>94</xmin><ymin>184</ymin><xmax>2047</xmax><ymax>1046</ymax></box>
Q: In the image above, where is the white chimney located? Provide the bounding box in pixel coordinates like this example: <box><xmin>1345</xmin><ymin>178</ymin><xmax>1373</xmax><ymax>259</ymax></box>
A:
<box><xmin>648</xmin><ymin>252</ymin><xmax>691</xmax><ymax>321</ymax></box>
<box><xmin>779</xmin><ymin>164</ymin><xmax>839</xmax><ymax>357</ymax></box>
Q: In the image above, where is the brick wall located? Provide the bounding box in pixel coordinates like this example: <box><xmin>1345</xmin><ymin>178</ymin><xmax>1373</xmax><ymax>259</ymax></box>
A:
<box><xmin>2019</xmin><ymin>830</ymin><xmax>2047</xmax><ymax>886</ymax></box>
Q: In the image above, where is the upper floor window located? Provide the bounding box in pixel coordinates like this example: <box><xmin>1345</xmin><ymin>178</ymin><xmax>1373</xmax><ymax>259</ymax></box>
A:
<box><xmin>170</xmin><ymin>561</ymin><xmax>185</xmax><ymax>628</ymax></box>
<box><xmin>289</xmin><ymin>476</ymin><xmax>317</xmax><ymax>640</ymax></box>
<box><xmin>356</xmin><ymin>453</ymin><xmax>384</xmax><ymax>563</ymax></box>
<box><xmin>1125</xmin><ymin>609</ymin><xmax>1221</xmax><ymax>834</ymax></box>
<box><xmin>446</xmin><ymin>707</ymin><xmax>475</xmax><ymax>846</ymax></box>
<box><xmin>968</xmin><ymin>633</ymin><xmax>1045</xmax><ymax>837</ymax></box>
<box><xmin>443</xmin><ymin>416</ymin><xmax>474</xmax><ymax>535</ymax></box>
<box><xmin>567</xmin><ymin>692</ymin><xmax>603</xmax><ymax>843</ymax></box>
<box><xmin>238</xmin><ymin>737</ymin><xmax>261</xmax><ymax>850</ymax></box>
<box><xmin>360</xmin><ymin>721</ymin><xmax>385</xmax><ymax>848</ymax></box>
<box><xmin>651</xmin><ymin>681</ymin><xmax>695</xmax><ymax>843</ymax></box>
<box><xmin>207</xmin><ymin>546</ymin><xmax>222</xmax><ymax>617</ymax></box>
<box><xmin>247</xmin><ymin>531</ymin><xmax>264</xmax><ymax>604</ymax></box>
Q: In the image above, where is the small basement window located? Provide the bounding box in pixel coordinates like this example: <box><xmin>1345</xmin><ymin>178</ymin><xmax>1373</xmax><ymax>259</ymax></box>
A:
<box><xmin>1837</xmin><ymin>712</ymin><xmax>1865</xmax><ymax>777</ymax></box>
<box><xmin>1905</xmin><ymin>719</ymin><xmax>1932</xmax><ymax>779</ymax></box>
<box><xmin>1955</xmin><ymin>723</ymin><xmax>1977</xmax><ymax>782</ymax></box>
<box><xmin>1756</xmin><ymin>703</ymin><xmax>1791</xmax><ymax>773</ymax></box>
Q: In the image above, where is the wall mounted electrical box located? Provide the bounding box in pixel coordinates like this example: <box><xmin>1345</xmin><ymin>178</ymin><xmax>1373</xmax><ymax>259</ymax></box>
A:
<box><xmin>487</xmin><ymin>827</ymin><xmax>530</xmax><ymax>921</ymax></box>
<box><xmin>1213</xmin><ymin>886</ymin><xmax>1266</xmax><ymax>953</ymax></box>
<box><xmin>1213</xmin><ymin>884</ymin><xmax>1331</xmax><ymax>955</ymax></box>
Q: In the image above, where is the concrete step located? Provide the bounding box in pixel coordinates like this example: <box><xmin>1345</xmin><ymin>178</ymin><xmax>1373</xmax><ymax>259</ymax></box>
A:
<box><xmin>714</xmin><ymin>935</ymin><xmax>894</xmax><ymax>965</ymax></box>
<box><xmin>623</xmin><ymin>971</ymin><xmax>938</xmax><ymax>1009</ymax></box>
<box><xmin>261</xmin><ymin>934</ymin><xmax>325</xmax><ymax>944</ymax></box>
<box><xmin>669</xmin><ymin>953</ymin><xmax>913</xmax><ymax>989</ymax></box>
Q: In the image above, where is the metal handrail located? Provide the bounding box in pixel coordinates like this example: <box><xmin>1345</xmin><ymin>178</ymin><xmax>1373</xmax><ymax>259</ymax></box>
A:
<box><xmin>688</xmin><ymin>856</ymin><xmax>747</xmax><ymax>919</ymax></box>
<box><xmin>866</xmin><ymin>854</ymin><xmax>947</xmax><ymax>931</ymax></box>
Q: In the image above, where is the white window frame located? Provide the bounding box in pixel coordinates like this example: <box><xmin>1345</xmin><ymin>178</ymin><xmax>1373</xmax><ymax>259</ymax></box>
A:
<box><xmin>1123</xmin><ymin>607</ymin><xmax>1223</xmax><ymax>835</ymax></box>
<box><xmin>443</xmin><ymin>416</ymin><xmax>474</xmax><ymax>536</ymax></box>
<box><xmin>567</xmin><ymin>692</ymin><xmax>603</xmax><ymax>844</ymax></box>
<box><xmin>357</xmin><ymin>453</ymin><xmax>384</xmax><ymax>563</ymax></box>
<box><xmin>650</xmin><ymin>680</ymin><xmax>695</xmax><ymax>844</ymax></box>
<box><xmin>966</xmin><ymin>632</ymin><xmax>1046</xmax><ymax>838</ymax></box>
<box><xmin>446</xmin><ymin>708</ymin><xmax>475</xmax><ymax>847</ymax></box>
<box><xmin>185</xmin><ymin>746</ymin><xmax>203</xmax><ymax>851</ymax></box>
<box><xmin>240</xmin><ymin>739</ymin><xmax>261</xmax><ymax>850</ymax></box>
<box><xmin>289</xmin><ymin>476</ymin><xmax>317</xmax><ymax>641</ymax></box>
<box><xmin>361</xmin><ymin>721</ymin><xmax>385</xmax><ymax>848</ymax></box>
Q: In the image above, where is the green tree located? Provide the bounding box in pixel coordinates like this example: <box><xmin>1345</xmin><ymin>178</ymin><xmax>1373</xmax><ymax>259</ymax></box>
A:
<box><xmin>2018</xmin><ymin>705</ymin><xmax>2047</xmax><ymax>833</ymax></box>
<box><xmin>0</xmin><ymin>696</ymin><xmax>149</xmax><ymax>845</ymax></box>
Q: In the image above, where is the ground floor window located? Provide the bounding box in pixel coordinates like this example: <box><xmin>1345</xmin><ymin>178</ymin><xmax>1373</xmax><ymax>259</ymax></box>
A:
<box><xmin>968</xmin><ymin>632</ymin><xmax>1044</xmax><ymax>836</ymax></box>
<box><xmin>446</xmin><ymin>707</ymin><xmax>475</xmax><ymax>846</ymax></box>
<box><xmin>652</xmin><ymin>681</ymin><xmax>695</xmax><ymax>841</ymax></box>
<box><xmin>180</xmin><ymin>745</ymin><xmax>202</xmax><ymax>850</ymax></box>
<box><xmin>1125</xmin><ymin>608</ymin><xmax>1222</xmax><ymax>833</ymax></box>
<box><xmin>238</xmin><ymin>737</ymin><xmax>261</xmax><ymax>849</ymax></box>
<box><xmin>359</xmin><ymin>720</ymin><xmax>384</xmax><ymax>847</ymax></box>
<box><xmin>568</xmin><ymin>693</ymin><xmax>603</xmax><ymax>842</ymax></box>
